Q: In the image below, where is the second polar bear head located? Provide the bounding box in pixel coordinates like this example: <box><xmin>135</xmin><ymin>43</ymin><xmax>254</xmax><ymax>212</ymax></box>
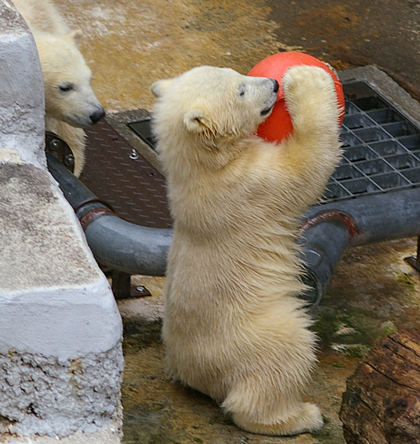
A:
<box><xmin>152</xmin><ymin>66</ymin><xmax>279</xmax><ymax>151</ymax></box>
<box><xmin>34</xmin><ymin>30</ymin><xmax>105</xmax><ymax>128</ymax></box>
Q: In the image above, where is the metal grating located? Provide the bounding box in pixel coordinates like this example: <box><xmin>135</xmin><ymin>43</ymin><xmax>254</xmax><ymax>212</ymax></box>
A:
<box><xmin>80</xmin><ymin>79</ymin><xmax>420</xmax><ymax>229</ymax></box>
<box><xmin>326</xmin><ymin>81</ymin><xmax>420</xmax><ymax>201</ymax></box>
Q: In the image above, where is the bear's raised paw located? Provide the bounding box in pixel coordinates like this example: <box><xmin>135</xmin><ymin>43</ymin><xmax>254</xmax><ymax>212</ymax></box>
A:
<box><xmin>281</xmin><ymin>65</ymin><xmax>339</xmax><ymax>135</ymax></box>
<box><xmin>282</xmin><ymin>65</ymin><xmax>334</xmax><ymax>97</ymax></box>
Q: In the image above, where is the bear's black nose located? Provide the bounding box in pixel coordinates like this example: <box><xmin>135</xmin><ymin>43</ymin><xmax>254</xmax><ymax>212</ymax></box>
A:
<box><xmin>272</xmin><ymin>79</ymin><xmax>279</xmax><ymax>93</ymax></box>
<box><xmin>90</xmin><ymin>107</ymin><xmax>105</xmax><ymax>124</ymax></box>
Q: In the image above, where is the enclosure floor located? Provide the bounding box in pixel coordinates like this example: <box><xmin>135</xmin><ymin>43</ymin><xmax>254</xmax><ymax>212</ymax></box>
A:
<box><xmin>52</xmin><ymin>0</ymin><xmax>420</xmax><ymax>442</ymax></box>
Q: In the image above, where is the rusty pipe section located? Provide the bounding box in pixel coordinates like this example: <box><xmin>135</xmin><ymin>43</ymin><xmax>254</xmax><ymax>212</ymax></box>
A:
<box><xmin>47</xmin><ymin>153</ymin><xmax>172</xmax><ymax>276</ymax></box>
<box><xmin>299</xmin><ymin>187</ymin><xmax>420</xmax><ymax>304</ymax></box>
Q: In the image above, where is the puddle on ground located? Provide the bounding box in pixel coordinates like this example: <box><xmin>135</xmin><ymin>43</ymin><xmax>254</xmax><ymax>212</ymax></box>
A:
<box><xmin>266</xmin><ymin>0</ymin><xmax>420</xmax><ymax>102</ymax></box>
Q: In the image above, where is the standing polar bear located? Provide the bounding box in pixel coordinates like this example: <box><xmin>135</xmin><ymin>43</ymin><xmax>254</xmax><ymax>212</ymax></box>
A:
<box><xmin>13</xmin><ymin>0</ymin><xmax>105</xmax><ymax>176</ymax></box>
<box><xmin>152</xmin><ymin>64</ymin><xmax>342</xmax><ymax>435</ymax></box>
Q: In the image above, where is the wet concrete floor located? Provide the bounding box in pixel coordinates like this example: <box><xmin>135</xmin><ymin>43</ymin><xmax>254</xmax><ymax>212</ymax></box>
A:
<box><xmin>267</xmin><ymin>0</ymin><xmax>420</xmax><ymax>104</ymax></box>
<box><xmin>53</xmin><ymin>0</ymin><xmax>420</xmax><ymax>442</ymax></box>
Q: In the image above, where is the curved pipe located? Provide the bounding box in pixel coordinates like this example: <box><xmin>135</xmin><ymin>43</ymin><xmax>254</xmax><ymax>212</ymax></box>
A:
<box><xmin>84</xmin><ymin>215</ymin><xmax>172</xmax><ymax>276</ymax></box>
<box><xmin>47</xmin><ymin>153</ymin><xmax>172</xmax><ymax>276</ymax></box>
<box><xmin>47</xmin><ymin>153</ymin><xmax>420</xmax><ymax>304</ymax></box>
<box><xmin>300</xmin><ymin>187</ymin><xmax>420</xmax><ymax>304</ymax></box>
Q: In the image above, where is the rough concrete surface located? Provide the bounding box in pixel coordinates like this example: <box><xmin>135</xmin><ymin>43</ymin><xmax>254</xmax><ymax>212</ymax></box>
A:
<box><xmin>0</xmin><ymin>161</ymin><xmax>122</xmax><ymax>359</ymax></box>
<box><xmin>266</xmin><ymin>0</ymin><xmax>420</xmax><ymax>105</ymax></box>
<box><xmin>0</xmin><ymin>346</ymin><xmax>123</xmax><ymax>436</ymax></box>
<box><xmin>18</xmin><ymin>0</ymin><xmax>420</xmax><ymax>443</ymax></box>
<box><xmin>0</xmin><ymin>159</ymin><xmax>124</xmax><ymax>440</ymax></box>
<box><xmin>0</xmin><ymin>0</ymin><xmax>45</xmax><ymax>170</ymax></box>
<box><xmin>0</xmin><ymin>162</ymin><xmax>98</xmax><ymax>292</ymax></box>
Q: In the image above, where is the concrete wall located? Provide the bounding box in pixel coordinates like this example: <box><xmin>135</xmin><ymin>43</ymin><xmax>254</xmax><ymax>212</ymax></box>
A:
<box><xmin>0</xmin><ymin>0</ymin><xmax>46</xmax><ymax>169</ymax></box>
<box><xmin>0</xmin><ymin>1</ymin><xmax>124</xmax><ymax>442</ymax></box>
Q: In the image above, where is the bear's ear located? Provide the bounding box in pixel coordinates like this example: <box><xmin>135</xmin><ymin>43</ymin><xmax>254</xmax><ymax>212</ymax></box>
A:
<box><xmin>66</xmin><ymin>29</ymin><xmax>83</xmax><ymax>47</ymax></box>
<box><xmin>183</xmin><ymin>110</ymin><xmax>214</xmax><ymax>134</ymax></box>
<box><xmin>151</xmin><ymin>79</ymin><xmax>172</xmax><ymax>98</ymax></box>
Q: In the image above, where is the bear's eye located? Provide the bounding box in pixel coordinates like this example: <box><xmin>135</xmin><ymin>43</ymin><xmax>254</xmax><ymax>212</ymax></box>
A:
<box><xmin>59</xmin><ymin>83</ymin><xmax>74</xmax><ymax>93</ymax></box>
<box><xmin>238</xmin><ymin>84</ymin><xmax>246</xmax><ymax>97</ymax></box>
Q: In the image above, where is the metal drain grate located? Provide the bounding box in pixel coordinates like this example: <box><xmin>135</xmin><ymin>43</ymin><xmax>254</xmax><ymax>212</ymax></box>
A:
<box><xmin>81</xmin><ymin>79</ymin><xmax>420</xmax><ymax>229</ymax></box>
<box><xmin>126</xmin><ymin>80</ymin><xmax>420</xmax><ymax>204</ymax></box>
<box><xmin>326</xmin><ymin>81</ymin><xmax>420</xmax><ymax>201</ymax></box>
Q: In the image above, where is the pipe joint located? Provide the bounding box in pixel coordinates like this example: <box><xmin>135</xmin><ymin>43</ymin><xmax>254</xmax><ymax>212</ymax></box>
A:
<box><xmin>301</xmin><ymin>209</ymin><xmax>361</xmax><ymax>240</ymax></box>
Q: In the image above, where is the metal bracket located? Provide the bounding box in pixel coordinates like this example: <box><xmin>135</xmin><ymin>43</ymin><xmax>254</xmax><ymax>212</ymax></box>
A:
<box><xmin>45</xmin><ymin>132</ymin><xmax>75</xmax><ymax>174</ymax></box>
<box><xmin>110</xmin><ymin>270</ymin><xmax>152</xmax><ymax>299</ymax></box>
<box><xmin>405</xmin><ymin>237</ymin><xmax>420</xmax><ymax>273</ymax></box>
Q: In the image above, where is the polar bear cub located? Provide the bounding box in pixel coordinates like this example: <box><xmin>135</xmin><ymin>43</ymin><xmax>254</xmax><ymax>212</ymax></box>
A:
<box><xmin>152</xmin><ymin>65</ymin><xmax>342</xmax><ymax>435</ymax></box>
<box><xmin>13</xmin><ymin>0</ymin><xmax>104</xmax><ymax>176</ymax></box>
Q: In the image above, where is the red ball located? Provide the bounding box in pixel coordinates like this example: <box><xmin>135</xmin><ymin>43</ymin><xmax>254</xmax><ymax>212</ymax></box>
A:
<box><xmin>248</xmin><ymin>52</ymin><xmax>345</xmax><ymax>143</ymax></box>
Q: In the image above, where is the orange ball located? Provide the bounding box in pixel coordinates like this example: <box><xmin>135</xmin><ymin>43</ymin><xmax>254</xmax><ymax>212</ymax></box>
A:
<box><xmin>248</xmin><ymin>52</ymin><xmax>345</xmax><ymax>143</ymax></box>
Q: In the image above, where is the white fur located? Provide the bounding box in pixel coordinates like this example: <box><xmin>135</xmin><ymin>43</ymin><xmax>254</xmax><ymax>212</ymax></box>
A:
<box><xmin>152</xmin><ymin>65</ymin><xmax>342</xmax><ymax>435</ymax></box>
<box><xmin>14</xmin><ymin>0</ymin><xmax>104</xmax><ymax>176</ymax></box>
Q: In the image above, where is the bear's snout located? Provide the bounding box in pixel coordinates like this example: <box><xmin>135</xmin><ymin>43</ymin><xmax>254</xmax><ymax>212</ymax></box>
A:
<box><xmin>90</xmin><ymin>106</ymin><xmax>105</xmax><ymax>124</ymax></box>
<box><xmin>271</xmin><ymin>79</ymin><xmax>279</xmax><ymax>93</ymax></box>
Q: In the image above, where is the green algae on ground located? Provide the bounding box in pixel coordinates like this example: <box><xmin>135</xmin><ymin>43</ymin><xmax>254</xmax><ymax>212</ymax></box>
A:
<box><xmin>123</xmin><ymin>319</ymin><xmax>163</xmax><ymax>353</ymax></box>
<box><xmin>380</xmin><ymin>320</ymin><xmax>398</xmax><ymax>336</ymax></box>
<box><xmin>312</xmin><ymin>306</ymin><xmax>387</xmax><ymax>355</ymax></box>
<box><xmin>397</xmin><ymin>272</ymin><xmax>417</xmax><ymax>294</ymax></box>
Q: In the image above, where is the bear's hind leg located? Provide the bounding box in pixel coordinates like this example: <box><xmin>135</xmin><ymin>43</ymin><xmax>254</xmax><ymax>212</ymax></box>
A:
<box><xmin>222</xmin><ymin>382</ymin><xmax>323</xmax><ymax>436</ymax></box>
<box><xmin>229</xmin><ymin>400</ymin><xmax>323</xmax><ymax>436</ymax></box>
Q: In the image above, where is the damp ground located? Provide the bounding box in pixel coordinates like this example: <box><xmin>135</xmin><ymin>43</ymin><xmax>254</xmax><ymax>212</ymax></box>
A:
<box><xmin>118</xmin><ymin>239</ymin><xmax>420</xmax><ymax>444</ymax></box>
<box><xmin>53</xmin><ymin>1</ymin><xmax>420</xmax><ymax>442</ymax></box>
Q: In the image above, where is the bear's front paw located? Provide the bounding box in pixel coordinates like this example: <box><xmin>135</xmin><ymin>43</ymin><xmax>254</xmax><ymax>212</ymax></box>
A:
<box><xmin>282</xmin><ymin>65</ymin><xmax>335</xmax><ymax>103</ymax></box>
<box><xmin>281</xmin><ymin>65</ymin><xmax>339</xmax><ymax>131</ymax></box>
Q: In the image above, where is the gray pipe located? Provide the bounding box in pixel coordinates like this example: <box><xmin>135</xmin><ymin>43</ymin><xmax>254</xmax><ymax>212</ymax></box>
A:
<box><xmin>47</xmin><ymin>153</ymin><xmax>420</xmax><ymax>304</ymax></box>
<box><xmin>300</xmin><ymin>187</ymin><xmax>420</xmax><ymax>304</ymax></box>
<box><xmin>47</xmin><ymin>153</ymin><xmax>172</xmax><ymax>276</ymax></box>
<box><xmin>299</xmin><ymin>220</ymin><xmax>350</xmax><ymax>305</ymax></box>
<box><xmin>84</xmin><ymin>215</ymin><xmax>172</xmax><ymax>276</ymax></box>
